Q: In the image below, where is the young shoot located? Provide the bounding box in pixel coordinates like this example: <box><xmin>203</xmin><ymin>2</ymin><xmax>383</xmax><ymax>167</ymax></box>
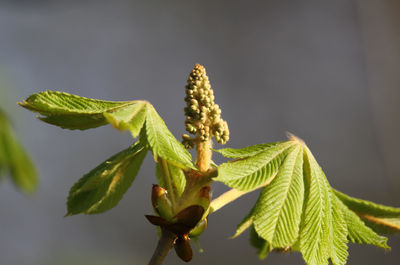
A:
<box><xmin>19</xmin><ymin>64</ymin><xmax>400</xmax><ymax>265</ymax></box>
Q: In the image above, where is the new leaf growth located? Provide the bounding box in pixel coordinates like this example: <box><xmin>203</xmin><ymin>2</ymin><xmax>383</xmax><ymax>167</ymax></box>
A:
<box><xmin>19</xmin><ymin>64</ymin><xmax>400</xmax><ymax>265</ymax></box>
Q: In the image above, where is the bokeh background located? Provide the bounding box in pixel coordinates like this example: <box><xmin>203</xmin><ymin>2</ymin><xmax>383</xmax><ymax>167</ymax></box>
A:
<box><xmin>0</xmin><ymin>0</ymin><xmax>399</xmax><ymax>264</ymax></box>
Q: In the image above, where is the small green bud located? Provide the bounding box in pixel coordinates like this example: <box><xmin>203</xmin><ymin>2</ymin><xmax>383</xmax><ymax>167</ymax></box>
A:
<box><xmin>190</xmin><ymin>99</ymin><xmax>198</xmax><ymax>106</ymax></box>
<box><xmin>185</xmin><ymin>123</ymin><xmax>197</xmax><ymax>134</ymax></box>
<box><xmin>151</xmin><ymin>184</ymin><xmax>174</xmax><ymax>221</ymax></box>
<box><xmin>182</xmin><ymin>134</ymin><xmax>195</xmax><ymax>149</ymax></box>
<box><xmin>189</xmin><ymin>218</ymin><xmax>208</xmax><ymax>237</ymax></box>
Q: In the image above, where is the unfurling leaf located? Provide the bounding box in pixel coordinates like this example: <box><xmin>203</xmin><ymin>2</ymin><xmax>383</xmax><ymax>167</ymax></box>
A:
<box><xmin>334</xmin><ymin>189</ymin><xmax>400</xmax><ymax>234</ymax></box>
<box><xmin>19</xmin><ymin>91</ymin><xmax>148</xmax><ymax>137</ymax></box>
<box><xmin>253</xmin><ymin>145</ymin><xmax>303</xmax><ymax>247</ymax></box>
<box><xmin>220</xmin><ymin>135</ymin><xmax>396</xmax><ymax>265</ymax></box>
<box><xmin>300</xmin><ymin>146</ymin><xmax>349</xmax><ymax>265</ymax></box>
<box><xmin>249</xmin><ymin>225</ymin><xmax>271</xmax><ymax>260</ymax></box>
<box><xmin>142</xmin><ymin>104</ymin><xmax>194</xmax><ymax>170</ymax></box>
<box><xmin>66</xmin><ymin>141</ymin><xmax>147</xmax><ymax>215</ymax></box>
<box><xmin>214</xmin><ymin>141</ymin><xmax>296</xmax><ymax>190</ymax></box>
<box><xmin>156</xmin><ymin>158</ymin><xmax>186</xmax><ymax>198</ymax></box>
<box><xmin>215</xmin><ymin>141</ymin><xmax>284</xmax><ymax>159</ymax></box>
<box><xmin>0</xmin><ymin>109</ymin><xmax>38</xmax><ymax>193</ymax></box>
<box><xmin>20</xmin><ymin>91</ymin><xmax>194</xmax><ymax>170</ymax></box>
<box><xmin>336</xmin><ymin>196</ymin><xmax>389</xmax><ymax>249</ymax></box>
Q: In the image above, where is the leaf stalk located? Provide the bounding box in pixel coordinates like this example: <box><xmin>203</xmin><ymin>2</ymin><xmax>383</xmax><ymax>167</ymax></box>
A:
<box><xmin>209</xmin><ymin>188</ymin><xmax>251</xmax><ymax>214</ymax></box>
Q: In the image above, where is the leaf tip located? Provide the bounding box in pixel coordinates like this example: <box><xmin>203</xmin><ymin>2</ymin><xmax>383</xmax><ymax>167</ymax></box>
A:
<box><xmin>64</xmin><ymin>212</ymin><xmax>73</xmax><ymax>217</ymax></box>
<box><xmin>17</xmin><ymin>100</ymin><xmax>31</xmax><ymax>110</ymax></box>
<box><xmin>230</xmin><ymin>232</ymin><xmax>241</xmax><ymax>239</ymax></box>
<box><xmin>286</xmin><ymin>132</ymin><xmax>305</xmax><ymax>145</ymax></box>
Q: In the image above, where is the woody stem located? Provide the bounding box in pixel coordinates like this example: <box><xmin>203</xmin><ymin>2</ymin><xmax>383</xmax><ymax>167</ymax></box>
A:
<box><xmin>148</xmin><ymin>229</ymin><xmax>177</xmax><ymax>265</ymax></box>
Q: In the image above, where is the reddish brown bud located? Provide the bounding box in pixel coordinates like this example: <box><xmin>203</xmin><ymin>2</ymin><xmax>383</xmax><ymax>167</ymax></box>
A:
<box><xmin>151</xmin><ymin>184</ymin><xmax>166</xmax><ymax>209</ymax></box>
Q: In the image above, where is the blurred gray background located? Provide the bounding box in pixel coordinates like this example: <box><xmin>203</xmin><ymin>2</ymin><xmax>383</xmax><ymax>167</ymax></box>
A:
<box><xmin>0</xmin><ymin>0</ymin><xmax>399</xmax><ymax>264</ymax></box>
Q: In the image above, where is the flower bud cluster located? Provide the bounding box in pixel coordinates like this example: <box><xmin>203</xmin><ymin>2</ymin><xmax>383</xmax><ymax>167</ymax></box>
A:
<box><xmin>182</xmin><ymin>64</ymin><xmax>229</xmax><ymax>148</ymax></box>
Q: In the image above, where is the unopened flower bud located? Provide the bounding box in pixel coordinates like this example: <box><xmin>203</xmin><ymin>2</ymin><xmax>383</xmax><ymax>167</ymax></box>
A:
<box><xmin>183</xmin><ymin>64</ymin><xmax>230</xmax><ymax>146</ymax></box>
<box><xmin>182</xmin><ymin>134</ymin><xmax>195</xmax><ymax>149</ymax></box>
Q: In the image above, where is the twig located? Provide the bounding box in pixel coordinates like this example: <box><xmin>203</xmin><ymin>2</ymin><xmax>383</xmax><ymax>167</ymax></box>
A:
<box><xmin>148</xmin><ymin>229</ymin><xmax>177</xmax><ymax>265</ymax></box>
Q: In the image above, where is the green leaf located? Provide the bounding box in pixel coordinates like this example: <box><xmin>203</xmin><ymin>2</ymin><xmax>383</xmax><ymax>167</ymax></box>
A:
<box><xmin>103</xmin><ymin>101</ymin><xmax>147</xmax><ymax>138</ymax></box>
<box><xmin>156</xmin><ymin>158</ymin><xmax>186</xmax><ymax>197</ymax></box>
<box><xmin>0</xmin><ymin>110</ymin><xmax>38</xmax><ymax>193</ymax></box>
<box><xmin>334</xmin><ymin>189</ymin><xmax>400</xmax><ymax>234</ymax></box>
<box><xmin>232</xmin><ymin>204</ymin><xmax>256</xmax><ymax>238</ymax></box>
<box><xmin>214</xmin><ymin>141</ymin><xmax>296</xmax><ymax>191</ymax></box>
<box><xmin>336</xmin><ymin>195</ymin><xmax>389</xmax><ymax>249</ymax></box>
<box><xmin>334</xmin><ymin>189</ymin><xmax>400</xmax><ymax>218</ymax></box>
<box><xmin>20</xmin><ymin>91</ymin><xmax>194</xmax><ymax>168</ymax></box>
<box><xmin>253</xmin><ymin>145</ymin><xmax>304</xmax><ymax>247</ymax></box>
<box><xmin>66</xmin><ymin>141</ymin><xmax>147</xmax><ymax>215</ymax></box>
<box><xmin>143</xmin><ymin>104</ymin><xmax>194</xmax><ymax>170</ymax></box>
<box><xmin>300</xmin><ymin>146</ymin><xmax>332</xmax><ymax>265</ymax></box>
<box><xmin>249</xmin><ymin>225</ymin><xmax>271</xmax><ymax>260</ymax></box>
<box><xmin>214</xmin><ymin>141</ymin><xmax>284</xmax><ymax>158</ymax></box>
<box><xmin>19</xmin><ymin>91</ymin><xmax>148</xmax><ymax>137</ymax></box>
<box><xmin>227</xmin><ymin>136</ymin><xmax>397</xmax><ymax>265</ymax></box>
<box><xmin>328</xmin><ymin>190</ymin><xmax>349</xmax><ymax>265</ymax></box>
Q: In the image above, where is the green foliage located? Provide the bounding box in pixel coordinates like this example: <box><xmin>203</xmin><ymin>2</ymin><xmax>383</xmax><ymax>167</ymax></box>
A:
<box><xmin>300</xmin><ymin>145</ymin><xmax>348</xmax><ymax>265</ymax></box>
<box><xmin>156</xmin><ymin>160</ymin><xmax>186</xmax><ymax>198</ymax></box>
<box><xmin>336</xmin><ymin>198</ymin><xmax>388</xmax><ymax>248</ymax></box>
<box><xmin>214</xmin><ymin>141</ymin><xmax>283</xmax><ymax>158</ymax></box>
<box><xmin>142</xmin><ymin>104</ymin><xmax>194</xmax><ymax>170</ymax></box>
<box><xmin>249</xmin><ymin>225</ymin><xmax>271</xmax><ymax>259</ymax></box>
<box><xmin>253</xmin><ymin>145</ymin><xmax>304</xmax><ymax>247</ymax></box>
<box><xmin>334</xmin><ymin>189</ymin><xmax>400</xmax><ymax>234</ymax></box>
<box><xmin>19</xmin><ymin>91</ymin><xmax>147</xmax><ymax>137</ymax></box>
<box><xmin>215</xmin><ymin>137</ymin><xmax>399</xmax><ymax>265</ymax></box>
<box><xmin>0</xmin><ymin>109</ymin><xmax>37</xmax><ymax>193</ymax></box>
<box><xmin>214</xmin><ymin>141</ymin><xmax>296</xmax><ymax>190</ymax></box>
<box><xmin>20</xmin><ymin>67</ymin><xmax>399</xmax><ymax>265</ymax></box>
<box><xmin>19</xmin><ymin>91</ymin><xmax>194</xmax><ymax>170</ymax></box>
<box><xmin>67</xmin><ymin>141</ymin><xmax>147</xmax><ymax>215</ymax></box>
